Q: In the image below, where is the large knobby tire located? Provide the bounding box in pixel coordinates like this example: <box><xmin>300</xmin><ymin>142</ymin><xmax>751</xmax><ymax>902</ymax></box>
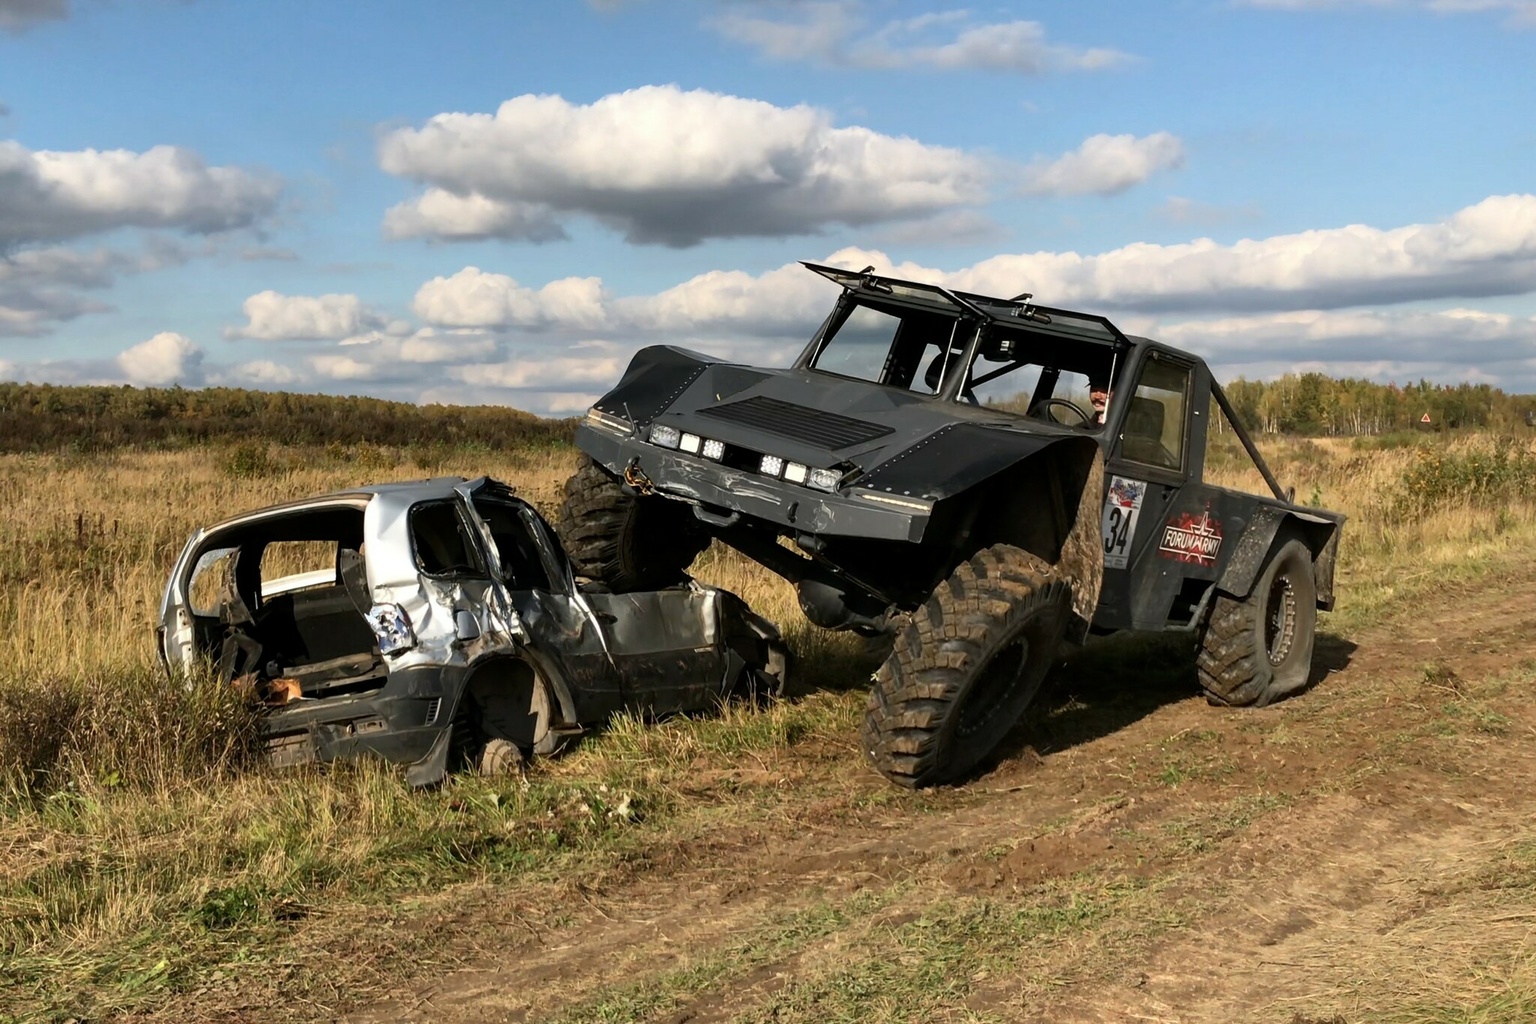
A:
<box><xmin>861</xmin><ymin>545</ymin><xmax>1072</xmax><ymax>789</ymax></box>
<box><xmin>1197</xmin><ymin>537</ymin><xmax>1317</xmax><ymax>707</ymax></box>
<box><xmin>557</xmin><ymin>455</ymin><xmax>708</xmax><ymax>592</ymax></box>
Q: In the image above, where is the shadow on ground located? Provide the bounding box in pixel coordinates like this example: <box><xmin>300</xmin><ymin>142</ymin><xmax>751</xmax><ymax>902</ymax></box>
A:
<box><xmin>977</xmin><ymin>628</ymin><xmax>1358</xmax><ymax>778</ymax></box>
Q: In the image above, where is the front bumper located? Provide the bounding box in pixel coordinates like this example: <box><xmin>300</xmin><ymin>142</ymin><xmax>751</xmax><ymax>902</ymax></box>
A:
<box><xmin>579</xmin><ymin>424</ymin><xmax>931</xmax><ymax>543</ymax></box>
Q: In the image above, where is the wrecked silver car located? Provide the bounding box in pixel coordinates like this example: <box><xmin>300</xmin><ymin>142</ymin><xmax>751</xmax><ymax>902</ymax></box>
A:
<box><xmin>158</xmin><ymin>476</ymin><xmax>787</xmax><ymax>784</ymax></box>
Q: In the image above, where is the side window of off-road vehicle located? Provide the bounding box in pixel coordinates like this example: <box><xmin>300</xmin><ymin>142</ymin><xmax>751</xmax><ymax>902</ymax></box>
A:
<box><xmin>1119</xmin><ymin>358</ymin><xmax>1191</xmax><ymax>472</ymax></box>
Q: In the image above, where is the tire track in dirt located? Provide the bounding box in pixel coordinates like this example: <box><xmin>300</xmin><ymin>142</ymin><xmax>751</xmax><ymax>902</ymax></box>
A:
<box><xmin>345</xmin><ymin>558</ymin><xmax>1536</xmax><ymax>1024</ymax></box>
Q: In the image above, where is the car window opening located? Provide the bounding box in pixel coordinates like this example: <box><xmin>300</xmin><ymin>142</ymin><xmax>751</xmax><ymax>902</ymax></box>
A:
<box><xmin>470</xmin><ymin>497</ymin><xmax>554</xmax><ymax>592</ymax></box>
<box><xmin>410</xmin><ymin>500</ymin><xmax>485</xmax><ymax>577</ymax></box>
<box><xmin>811</xmin><ymin>299</ymin><xmax>1117</xmax><ymax>427</ymax></box>
<box><xmin>1119</xmin><ymin>358</ymin><xmax>1191</xmax><ymax>471</ymax></box>
<box><xmin>184</xmin><ymin>506</ymin><xmax>385</xmax><ymax>703</ymax></box>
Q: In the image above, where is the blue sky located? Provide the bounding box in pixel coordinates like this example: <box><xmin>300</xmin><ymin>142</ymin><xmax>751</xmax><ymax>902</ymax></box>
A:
<box><xmin>1</xmin><ymin>0</ymin><xmax>1534</xmax><ymax>411</ymax></box>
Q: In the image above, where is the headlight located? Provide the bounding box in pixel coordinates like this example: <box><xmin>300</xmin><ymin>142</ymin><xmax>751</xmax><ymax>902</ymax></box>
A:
<box><xmin>701</xmin><ymin>438</ymin><xmax>725</xmax><ymax>461</ymax></box>
<box><xmin>807</xmin><ymin>467</ymin><xmax>842</xmax><ymax>492</ymax></box>
<box><xmin>759</xmin><ymin>454</ymin><xmax>784</xmax><ymax>477</ymax></box>
<box><xmin>585</xmin><ymin>407</ymin><xmax>630</xmax><ymax>435</ymax></box>
<box><xmin>783</xmin><ymin>462</ymin><xmax>808</xmax><ymax>484</ymax></box>
<box><xmin>649</xmin><ymin>423</ymin><xmax>681</xmax><ymax>449</ymax></box>
<box><xmin>680</xmin><ymin>432</ymin><xmax>703</xmax><ymax>454</ymax></box>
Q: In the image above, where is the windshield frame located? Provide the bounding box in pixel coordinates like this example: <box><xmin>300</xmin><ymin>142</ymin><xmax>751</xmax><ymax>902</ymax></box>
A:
<box><xmin>796</xmin><ymin>276</ymin><xmax>1131</xmax><ymax>418</ymax></box>
<box><xmin>797</xmin><ymin>293</ymin><xmax>984</xmax><ymax>399</ymax></box>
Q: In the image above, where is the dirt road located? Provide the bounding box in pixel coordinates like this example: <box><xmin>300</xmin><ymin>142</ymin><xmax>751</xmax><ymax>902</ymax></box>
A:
<box><xmin>340</xmin><ymin>562</ymin><xmax>1536</xmax><ymax>1024</ymax></box>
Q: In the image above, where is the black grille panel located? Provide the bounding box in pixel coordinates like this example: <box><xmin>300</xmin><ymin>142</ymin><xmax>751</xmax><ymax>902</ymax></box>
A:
<box><xmin>699</xmin><ymin>396</ymin><xmax>893</xmax><ymax>451</ymax></box>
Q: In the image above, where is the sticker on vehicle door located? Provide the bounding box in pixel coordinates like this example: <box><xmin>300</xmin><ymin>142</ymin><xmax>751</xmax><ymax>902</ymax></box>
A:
<box><xmin>1100</xmin><ymin>476</ymin><xmax>1146</xmax><ymax>570</ymax></box>
<box><xmin>1159</xmin><ymin>508</ymin><xmax>1224</xmax><ymax>566</ymax></box>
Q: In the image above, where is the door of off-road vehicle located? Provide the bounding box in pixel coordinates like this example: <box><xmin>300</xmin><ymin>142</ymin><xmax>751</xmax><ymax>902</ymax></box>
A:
<box><xmin>1094</xmin><ymin>348</ymin><xmax>1213</xmax><ymax>631</ymax></box>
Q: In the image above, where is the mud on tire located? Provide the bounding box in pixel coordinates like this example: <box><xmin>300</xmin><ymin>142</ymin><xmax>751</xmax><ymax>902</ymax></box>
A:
<box><xmin>556</xmin><ymin>455</ymin><xmax>709</xmax><ymax>592</ymax></box>
<box><xmin>1197</xmin><ymin>537</ymin><xmax>1317</xmax><ymax>707</ymax></box>
<box><xmin>861</xmin><ymin>544</ymin><xmax>1072</xmax><ymax>789</ymax></box>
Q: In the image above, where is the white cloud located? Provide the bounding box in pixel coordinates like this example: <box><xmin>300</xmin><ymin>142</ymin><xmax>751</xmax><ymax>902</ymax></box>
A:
<box><xmin>115</xmin><ymin>331</ymin><xmax>203</xmax><ymax>386</ymax></box>
<box><xmin>0</xmin><ymin>357</ymin><xmax>13</xmax><ymax>379</ymax></box>
<box><xmin>383</xmin><ymin>188</ymin><xmax>567</xmax><ymax>243</ymax></box>
<box><xmin>377</xmin><ymin>85</ymin><xmax>988</xmax><ymax>247</ymax></box>
<box><xmin>0</xmin><ymin>0</ymin><xmax>67</xmax><ymax>34</ymax></box>
<box><xmin>227</xmin><ymin>290</ymin><xmax>382</xmax><ymax>341</ymax></box>
<box><xmin>945</xmin><ymin>193</ymin><xmax>1536</xmax><ymax>313</ymax></box>
<box><xmin>393</xmin><ymin>194</ymin><xmax>1536</xmax><ymax>358</ymax></box>
<box><xmin>309</xmin><ymin>329</ymin><xmax>501</xmax><ymax>383</ymax></box>
<box><xmin>308</xmin><ymin>354</ymin><xmax>378</xmax><ymax>382</ymax></box>
<box><xmin>0</xmin><ymin>142</ymin><xmax>280</xmax><ymax>247</ymax></box>
<box><xmin>1154</xmin><ymin>307</ymin><xmax>1536</xmax><ymax>370</ymax></box>
<box><xmin>712</xmin><ymin>3</ymin><xmax>1132</xmax><ymax>73</ymax></box>
<box><xmin>450</xmin><ymin>351</ymin><xmax>627</xmax><ymax>391</ymax></box>
<box><xmin>226</xmin><ymin>359</ymin><xmax>303</xmax><ymax>386</ymax></box>
<box><xmin>1022</xmin><ymin>133</ymin><xmax>1186</xmax><ymax>197</ymax></box>
<box><xmin>412</xmin><ymin>267</ymin><xmax>609</xmax><ymax>330</ymax></box>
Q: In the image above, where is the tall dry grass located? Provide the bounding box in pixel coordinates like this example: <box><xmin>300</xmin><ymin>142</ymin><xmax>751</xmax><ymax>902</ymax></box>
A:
<box><xmin>1205</xmin><ymin>431</ymin><xmax>1536</xmax><ymax>628</ymax></box>
<box><xmin>0</xmin><ymin>444</ymin><xmax>585</xmax><ymax>792</ymax></box>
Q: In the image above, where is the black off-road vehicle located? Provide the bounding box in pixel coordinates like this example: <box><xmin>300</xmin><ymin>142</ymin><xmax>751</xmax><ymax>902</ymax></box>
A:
<box><xmin>559</xmin><ymin>262</ymin><xmax>1344</xmax><ymax>788</ymax></box>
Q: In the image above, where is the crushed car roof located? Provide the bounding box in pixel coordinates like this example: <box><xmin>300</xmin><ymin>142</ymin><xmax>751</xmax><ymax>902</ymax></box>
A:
<box><xmin>194</xmin><ymin>477</ymin><xmax>486</xmax><ymax>535</ymax></box>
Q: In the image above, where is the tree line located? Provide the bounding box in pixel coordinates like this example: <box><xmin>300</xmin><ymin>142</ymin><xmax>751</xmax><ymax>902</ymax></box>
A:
<box><xmin>0</xmin><ymin>383</ymin><xmax>578</xmax><ymax>453</ymax></box>
<box><xmin>1217</xmin><ymin>374</ymin><xmax>1534</xmax><ymax>436</ymax></box>
<box><xmin>1</xmin><ymin>375</ymin><xmax>1530</xmax><ymax>452</ymax></box>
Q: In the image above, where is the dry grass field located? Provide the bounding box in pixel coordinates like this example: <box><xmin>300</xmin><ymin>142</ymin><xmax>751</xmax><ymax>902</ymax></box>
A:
<box><xmin>4</xmin><ymin>431</ymin><xmax>1536</xmax><ymax>1023</ymax></box>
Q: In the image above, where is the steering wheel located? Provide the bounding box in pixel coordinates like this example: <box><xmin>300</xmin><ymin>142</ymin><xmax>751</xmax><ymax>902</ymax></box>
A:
<box><xmin>1032</xmin><ymin>398</ymin><xmax>1092</xmax><ymax>427</ymax></box>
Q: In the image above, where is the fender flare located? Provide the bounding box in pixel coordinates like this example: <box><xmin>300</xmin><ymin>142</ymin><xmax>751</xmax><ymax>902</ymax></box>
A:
<box><xmin>900</xmin><ymin>430</ymin><xmax>1103</xmax><ymax>639</ymax></box>
<box><xmin>1216</xmin><ymin>505</ymin><xmax>1343</xmax><ymax>611</ymax></box>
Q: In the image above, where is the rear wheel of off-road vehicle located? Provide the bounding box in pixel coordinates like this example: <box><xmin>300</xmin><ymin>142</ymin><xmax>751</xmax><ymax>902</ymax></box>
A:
<box><xmin>1197</xmin><ymin>537</ymin><xmax>1317</xmax><ymax>707</ymax></box>
<box><xmin>861</xmin><ymin>545</ymin><xmax>1071</xmax><ymax>789</ymax></box>
<box><xmin>557</xmin><ymin>455</ymin><xmax>709</xmax><ymax>592</ymax></box>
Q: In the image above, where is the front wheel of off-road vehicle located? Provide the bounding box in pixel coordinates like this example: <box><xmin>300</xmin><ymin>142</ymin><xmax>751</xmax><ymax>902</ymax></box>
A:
<box><xmin>1197</xmin><ymin>537</ymin><xmax>1317</xmax><ymax>707</ymax></box>
<box><xmin>557</xmin><ymin>455</ymin><xmax>709</xmax><ymax>592</ymax></box>
<box><xmin>861</xmin><ymin>545</ymin><xmax>1071</xmax><ymax>789</ymax></box>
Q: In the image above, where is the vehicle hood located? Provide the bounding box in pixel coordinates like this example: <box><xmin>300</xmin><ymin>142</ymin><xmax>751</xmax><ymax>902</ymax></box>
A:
<box><xmin>592</xmin><ymin>345</ymin><xmax>1094</xmax><ymax>501</ymax></box>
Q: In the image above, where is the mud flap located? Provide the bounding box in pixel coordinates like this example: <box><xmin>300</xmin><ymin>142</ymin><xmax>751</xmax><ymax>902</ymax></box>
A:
<box><xmin>404</xmin><ymin>726</ymin><xmax>453</xmax><ymax>788</ymax></box>
<box><xmin>1054</xmin><ymin>447</ymin><xmax>1106</xmax><ymax>644</ymax></box>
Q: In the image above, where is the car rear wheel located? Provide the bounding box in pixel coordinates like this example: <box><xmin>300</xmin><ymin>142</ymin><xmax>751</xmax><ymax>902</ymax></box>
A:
<box><xmin>861</xmin><ymin>544</ymin><xmax>1071</xmax><ymax>789</ymax></box>
<box><xmin>556</xmin><ymin>455</ymin><xmax>709</xmax><ymax>592</ymax></box>
<box><xmin>1197</xmin><ymin>537</ymin><xmax>1317</xmax><ymax>707</ymax></box>
<box><xmin>477</xmin><ymin>738</ymin><xmax>525</xmax><ymax>776</ymax></box>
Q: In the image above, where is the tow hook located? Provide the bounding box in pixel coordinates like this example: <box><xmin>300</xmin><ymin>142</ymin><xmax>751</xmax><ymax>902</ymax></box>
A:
<box><xmin>623</xmin><ymin>458</ymin><xmax>655</xmax><ymax>495</ymax></box>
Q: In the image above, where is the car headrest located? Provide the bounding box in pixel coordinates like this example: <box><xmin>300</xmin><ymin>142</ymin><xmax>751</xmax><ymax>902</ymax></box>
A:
<box><xmin>1127</xmin><ymin>396</ymin><xmax>1165</xmax><ymax>438</ymax></box>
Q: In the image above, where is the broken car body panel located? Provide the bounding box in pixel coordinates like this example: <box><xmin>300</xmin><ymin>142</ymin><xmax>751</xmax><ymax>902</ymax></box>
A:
<box><xmin>159</xmin><ymin>477</ymin><xmax>786</xmax><ymax>785</ymax></box>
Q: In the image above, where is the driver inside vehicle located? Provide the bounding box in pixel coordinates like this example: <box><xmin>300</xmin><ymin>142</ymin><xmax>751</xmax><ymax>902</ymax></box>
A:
<box><xmin>1088</xmin><ymin>377</ymin><xmax>1112</xmax><ymax>425</ymax></box>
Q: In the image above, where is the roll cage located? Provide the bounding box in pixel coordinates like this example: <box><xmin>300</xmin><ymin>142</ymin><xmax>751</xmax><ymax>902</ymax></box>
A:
<box><xmin>794</xmin><ymin>262</ymin><xmax>1133</xmax><ymax>413</ymax></box>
